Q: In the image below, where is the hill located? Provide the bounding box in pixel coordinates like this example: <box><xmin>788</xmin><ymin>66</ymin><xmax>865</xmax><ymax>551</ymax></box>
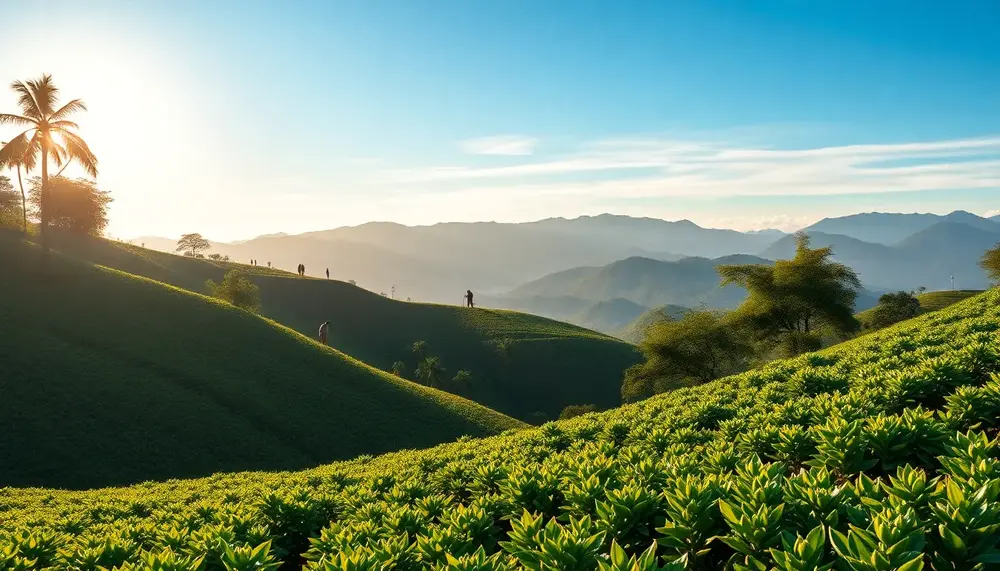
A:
<box><xmin>856</xmin><ymin>289</ymin><xmax>984</xmax><ymax>325</ymax></box>
<box><xmin>39</xmin><ymin>233</ymin><xmax>640</xmax><ymax>421</ymax></box>
<box><xmin>134</xmin><ymin>214</ymin><xmax>782</xmax><ymax>303</ymax></box>
<box><xmin>4</xmin><ymin>287</ymin><xmax>998</xmax><ymax>569</ymax></box>
<box><xmin>573</xmin><ymin>297</ymin><xmax>650</xmax><ymax>334</ymax></box>
<box><xmin>761</xmin><ymin>221</ymin><xmax>999</xmax><ymax>291</ymax></box>
<box><xmin>506</xmin><ymin>254</ymin><xmax>771</xmax><ymax>309</ymax></box>
<box><xmin>617</xmin><ymin>303</ymin><xmax>690</xmax><ymax>343</ymax></box>
<box><xmin>802</xmin><ymin>210</ymin><xmax>999</xmax><ymax>245</ymax></box>
<box><xmin>0</xmin><ymin>234</ymin><xmax>521</xmax><ymax>489</ymax></box>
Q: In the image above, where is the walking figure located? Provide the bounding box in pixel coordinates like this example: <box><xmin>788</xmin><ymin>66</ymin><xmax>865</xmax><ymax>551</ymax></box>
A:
<box><xmin>318</xmin><ymin>321</ymin><xmax>330</xmax><ymax>345</ymax></box>
<box><xmin>465</xmin><ymin>289</ymin><xmax>474</xmax><ymax>308</ymax></box>
<box><xmin>326</xmin><ymin>268</ymin><xmax>330</xmax><ymax>279</ymax></box>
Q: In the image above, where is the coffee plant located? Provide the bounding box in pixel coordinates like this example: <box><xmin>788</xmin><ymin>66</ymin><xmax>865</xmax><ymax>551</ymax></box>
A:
<box><xmin>1</xmin><ymin>290</ymin><xmax>999</xmax><ymax>569</ymax></box>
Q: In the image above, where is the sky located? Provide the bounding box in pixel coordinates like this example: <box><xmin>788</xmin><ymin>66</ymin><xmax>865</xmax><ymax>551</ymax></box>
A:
<box><xmin>1</xmin><ymin>0</ymin><xmax>998</xmax><ymax>241</ymax></box>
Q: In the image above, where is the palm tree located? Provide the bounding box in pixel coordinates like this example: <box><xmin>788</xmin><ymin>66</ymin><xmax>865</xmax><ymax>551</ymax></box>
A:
<box><xmin>414</xmin><ymin>356</ymin><xmax>445</xmax><ymax>388</ymax></box>
<box><xmin>0</xmin><ymin>74</ymin><xmax>98</xmax><ymax>248</ymax></box>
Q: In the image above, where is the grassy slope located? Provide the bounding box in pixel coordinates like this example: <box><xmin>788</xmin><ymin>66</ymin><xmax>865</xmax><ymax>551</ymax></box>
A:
<box><xmin>39</xmin><ymin>234</ymin><xmax>641</xmax><ymax>420</ymax></box>
<box><xmin>4</xmin><ymin>286</ymin><xmax>999</xmax><ymax>570</ymax></box>
<box><xmin>856</xmin><ymin>289</ymin><xmax>984</xmax><ymax>323</ymax></box>
<box><xmin>0</xmin><ymin>234</ymin><xmax>522</xmax><ymax>489</ymax></box>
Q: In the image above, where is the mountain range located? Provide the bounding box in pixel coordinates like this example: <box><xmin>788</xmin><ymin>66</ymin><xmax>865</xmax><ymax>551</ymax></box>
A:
<box><xmin>135</xmin><ymin>210</ymin><xmax>998</xmax><ymax>335</ymax></box>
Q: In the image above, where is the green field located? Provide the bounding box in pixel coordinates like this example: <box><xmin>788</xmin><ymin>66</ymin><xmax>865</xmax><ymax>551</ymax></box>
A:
<box><xmin>41</xmin><ymin>233</ymin><xmax>641</xmax><ymax>420</ymax></box>
<box><xmin>0</xmin><ymin>234</ymin><xmax>522</xmax><ymax>489</ymax></box>
<box><xmin>2</xmin><ymin>285</ymin><xmax>998</xmax><ymax>568</ymax></box>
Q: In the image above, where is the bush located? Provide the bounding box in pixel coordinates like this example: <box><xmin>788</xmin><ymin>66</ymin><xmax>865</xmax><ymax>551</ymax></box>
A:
<box><xmin>206</xmin><ymin>270</ymin><xmax>261</xmax><ymax>313</ymax></box>
<box><xmin>559</xmin><ymin>404</ymin><xmax>599</xmax><ymax>419</ymax></box>
<box><xmin>864</xmin><ymin>291</ymin><xmax>923</xmax><ymax>330</ymax></box>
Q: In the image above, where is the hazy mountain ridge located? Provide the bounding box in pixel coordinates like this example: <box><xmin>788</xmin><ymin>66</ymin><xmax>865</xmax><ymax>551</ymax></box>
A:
<box><xmin>802</xmin><ymin>210</ymin><xmax>999</xmax><ymax>245</ymax></box>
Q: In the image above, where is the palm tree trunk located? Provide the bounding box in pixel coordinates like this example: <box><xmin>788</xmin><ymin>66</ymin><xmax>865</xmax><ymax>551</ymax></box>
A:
<box><xmin>16</xmin><ymin>165</ymin><xmax>26</xmax><ymax>234</ymax></box>
<box><xmin>40</xmin><ymin>143</ymin><xmax>48</xmax><ymax>253</ymax></box>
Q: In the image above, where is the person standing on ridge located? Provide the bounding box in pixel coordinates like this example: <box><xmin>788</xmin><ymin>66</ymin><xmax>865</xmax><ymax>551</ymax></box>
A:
<box><xmin>326</xmin><ymin>268</ymin><xmax>330</xmax><ymax>279</ymax></box>
<box><xmin>318</xmin><ymin>321</ymin><xmax>330</xmax><ymax>345</ymax></box>
<box><xmin>466</xmin><ymin>289</ymin><xmax>474</xmax><ymax>308</ymax></box>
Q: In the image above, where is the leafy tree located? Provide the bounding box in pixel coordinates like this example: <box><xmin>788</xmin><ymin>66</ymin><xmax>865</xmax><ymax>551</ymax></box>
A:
<box><xmin>206</xmin><ymin>270</ymin><xmax>261</xmax><ymax>313</ymax></box>
<box><xmin>0</xmin><ymin>175</ymin><xmax>20</xmax><ymax>229</ymax></box>
<box><xmin>622</xmin><ymin>310</ymin><xmax>754</xmax><ymax>402</ymax></box>
<box><xmin>391</xmin><ymin>361</ymin><xmax>407</xmax><ymax>378</ymax></box>
<box><xmin>207</xmin><ymin>253</ymin><xmax>230</xmax><ymax>262</ymax></box>
<box><xmin>719</xmin><ymin>232</ymin><xmax>861</xmax><ymax>354</ymax></box>
<box><xmin>176</xmin><ymin>233</ymin><xmax>211</xmax><ymax>257</ymax></box>
<box><xmin>415</xmin><ymin>356</ymin><xmax>445</xmax><ymax>388</ymax></box>
<box><xmin>0</xmin><ymin>75</ymin><xmax>98</xmax><ymax>250</ymax></box>
<box><xmin>559</xmin><ymin>404</ymin><xmax>599</xmax><ymax>420</ymax></box>
<box><xmin>27</xmin><ymin>176</ymin><xmax>111</xmax><ymax>236</ymax></box>
<box><xmin>981</xmin><ymin>243</ymin><xmax>1000</xmax><ymax>284</ymax></box>
<box><xmin>863</xmin><ymin>291</ymin><xmax>922</xmax><ymax>330</ymax></box>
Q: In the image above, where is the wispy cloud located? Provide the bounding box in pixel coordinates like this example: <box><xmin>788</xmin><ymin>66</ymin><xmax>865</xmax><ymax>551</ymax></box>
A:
<box><xmin>459</xmin><ymin>135</ymin><xmax>538</xmax><ymax>156</ymax></box>
<box><xmin>392</xmin><ymin>136</ymin><xmax>1000</xmax><ymax>200</ymax></box>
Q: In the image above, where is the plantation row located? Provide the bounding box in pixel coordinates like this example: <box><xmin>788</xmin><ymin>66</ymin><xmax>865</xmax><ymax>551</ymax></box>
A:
<box><xmin>2</xmin><ymin>290</ymin><xmax>999</xmax><ymax>570</ymax></box>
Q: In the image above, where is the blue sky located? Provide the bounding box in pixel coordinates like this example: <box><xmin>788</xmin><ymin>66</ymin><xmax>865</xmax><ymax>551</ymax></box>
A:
<box><xmin>1</xmin><ymin>0</ymin><xmax>998</xmax><ymax>240</ymax></box>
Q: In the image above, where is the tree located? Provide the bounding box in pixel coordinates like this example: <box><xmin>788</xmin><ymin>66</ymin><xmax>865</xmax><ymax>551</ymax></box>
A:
<box><xmin>0</xmin><ymin>175</ymin><xmax>20</xmax><ymax>229</ymax></box>
<box><xmin>719</xmin><ymin>232</ymin><xmax>861</xmax><ymax>354</ymax></box>
<box><xmin>177</xmin><ymin>233</ymin><xmax>211</xmax><ymax>257</ymax></box>
<box><xmin>559</xmin><ymin>404</ymin><xmax>599</xmax><ymax>420</ymax></box>
<box><xmin>391</xmin><ymin>361</ymin><xmax>407</xmax><ymax>378</ymax></box>
<box><xmin>621</xmin><ymin>310</ymin><xmax>755</xmax><ymax>402</ymax></box>
<box><xmin>0</xmin><ymin>75</ymin><xmax>98</xmax><ymax>250</ymax></box>
<box><xmin>206</xmin><ymin>270</ymin><xmax>261</xmax><ymax>313</ymax></box>
<box><xmin>411</xmin><ymin>341</ymin><xmax>427</xmax><ymax>361</ymax></box>
<box><xmin>27</xmin><ymin>176</ymin><xmax>111</xmax><ymax>236</ymax></box>
<box><xmin>981</xmin><ymin>243</ymin><xmax>1000</xmax><ymax>284</ymax></box>
<box><xmin>863</xmin><ymin>291</ymin><xmax>922</xmax><ymax>330</ymax></box>
<box><xmin>414</xmin><ymin>356</ymin><xmax>445</xmax><ymax>388</ymax></box>
<box><xmin>450</xmin><ymin>370</ymin><xmax>473</xmax><ymax>393</ymax></box>
<box><xmin>208</xmin><ymin>253</ymin><xmax>230</xmax><ymax>262</ymax></box>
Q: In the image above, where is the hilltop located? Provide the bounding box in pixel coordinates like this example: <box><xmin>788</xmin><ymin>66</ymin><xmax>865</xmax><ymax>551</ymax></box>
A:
<box><xmin>617</xmin><ymin>303</ymin><xmax>691</xmax><ymax>343</ymax></box>
<box><xmin>39</xmin><ymin>233</ymin><xmax>640</xmax><ymax>421</ymax></box>
<box><xmin>0</xmin><ymin>234</ymin><xmax>522</xmax><ymax>489</ymax></box>
<box><xmin>802</xmin><ymin>210</ymin><xmax>999</xmax><ymax>245</ymax></box>
<box><xmin>4</xmin><ymin>285</ymin><xmax>998</xmax><ymax>569</ymax></box>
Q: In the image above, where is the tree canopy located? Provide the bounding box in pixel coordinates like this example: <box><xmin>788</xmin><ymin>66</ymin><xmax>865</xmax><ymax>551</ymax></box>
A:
<box><xmin>719</xmin><ymin>232</ymin><xmax>861</xmax><ymax>348</ymax></box>
<box><xmin>982</xmin><ymin>243</ymin><xmax>1000</xmax><ymax>284</ymax></box>
<box><xmin>0</xmin><ymin>176</ymin><xmax>19</xmax><ymax>229</ymax></box>
<box><xmin>864</xmin><ymin>291</ymin><xmax>923</xmax><ymax>331</ymax></box>
<box><xmin>177</xmin><ymin>233</ymin><xmax>211</xmax><ymax>257</ymax></box>
<box><xmin>621</xmin><ymin>310</ymin><xmax>754</xmax><ymax>402</ymax></box>
<box><xmin>27</xmin><ymin>176</ymin><xmax>111</xmax><ymax>236</ymax></box>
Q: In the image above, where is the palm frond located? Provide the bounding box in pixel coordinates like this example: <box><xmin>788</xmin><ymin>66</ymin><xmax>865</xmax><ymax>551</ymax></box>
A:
<box><xmin>10</xmin><ymin>80</ymin><xmax>43</xmax><ymax>120</ymax></box>
<box><xmin>0</xmin><ymin>131</ymin><xmax>38</xmax><ymax>171</ymax></box>
<box><xmin>53</xmin><ymin>128</ymin><xmax>98</xmax><ymax>177</ymax></box>
<box><xmin>25</xmin><ymin>74</ymin><xmax>59</xmax><ymax>118</ymax></box>
<box><xmin>49</xmin><ymin>98</ymin><xmax>86</xmax><ymax>122</ymax></box>
<box><xmin>49</xmin><ymin>120</ymin><xmax>79</xmax><ymax>130</ymax></box>
<box><xmin>0</xmin><ymin>113</ymin><xmax>36</xmax><ymax>127</ymax></box>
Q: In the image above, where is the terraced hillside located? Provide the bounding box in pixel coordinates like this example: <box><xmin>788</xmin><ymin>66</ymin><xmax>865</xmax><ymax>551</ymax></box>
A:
<box><xmin>2</xmin><ymin>287</ymin><xmax>998</xmax><ymax>568</ymax></box>
<box><xmin>0</xmin><ymin>235</ymin><xmax>522</xmax><ymax>489</ymax></box>
<box><xmin>40</xmin><ymin>233</ymin><xmax>640</xmax><ymax>420</ymax></box>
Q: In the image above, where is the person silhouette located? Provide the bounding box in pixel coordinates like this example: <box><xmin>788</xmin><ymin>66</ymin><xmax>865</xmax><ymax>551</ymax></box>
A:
<box><xmin>326</xmin><ymin>268</ymin><xmax>330</xmax><ymax>279</ymax></box>
<box><xmin>318</xmin><ymin>321</ymin><xmax>330</xmax><ymax>345</ymax></box>
<box><xmin>466</xmin><ymin>289</ymin><xmax>474</xmax><ymax>308</ymax></box>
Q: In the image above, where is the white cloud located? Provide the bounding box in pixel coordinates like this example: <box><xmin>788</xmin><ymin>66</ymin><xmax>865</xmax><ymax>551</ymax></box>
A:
<box><xmin>393</xmin><ymin>136</ymin><xmax>1000</xmax><ymax>201</ymax></box>
<box><xmin>459</xmin><ymin>135</ymin><xmax>538</xmax><ymax>156</ymax></box>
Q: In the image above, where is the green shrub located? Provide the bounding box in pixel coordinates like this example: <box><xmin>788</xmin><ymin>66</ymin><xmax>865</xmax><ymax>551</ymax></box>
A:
<box><xmin>206</xmin><ymin>270</ymin><xmax>262</xmax><ymax>313</ymax></box>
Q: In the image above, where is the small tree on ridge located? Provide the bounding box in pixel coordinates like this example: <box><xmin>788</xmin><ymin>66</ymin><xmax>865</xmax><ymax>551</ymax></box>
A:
<box><xmin>177</xmin><ymin>233</ymin><xmax>211</xmax><ymax>257</ymax></box>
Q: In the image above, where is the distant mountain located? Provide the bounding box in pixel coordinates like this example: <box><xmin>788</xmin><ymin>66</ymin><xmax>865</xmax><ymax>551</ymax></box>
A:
<box><xmin>134</xmin><ymin>215</ymin><xmax>782</xmax><ymax>303</ymax></box>
<box><xmin>505</xmin><ymin>254</ymin><xmax>771</xmax><ymax>310</ymax></box>
<box><xmin>575</xmin><ymin>298</ymin><xmax>650</xmax><ymax>334</ymax></box>
<box><xmin>991</xmin><ymin>214</ymin><xmax>1000</xmax><ymax>222</ymax></box>
<box><xmin>617</xmin><ymin>304</ymin><xmax>690</xmax><ymax>344</ymax></box>
<box><xmin>802</xmin><ymin>211</ymin><xmax>998</xmax><ymax>245</ymax></box>
<box><xmin>763</xmin><ymin>221</ymin><xmax>999</xmax><ymax>291</ymax></box>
